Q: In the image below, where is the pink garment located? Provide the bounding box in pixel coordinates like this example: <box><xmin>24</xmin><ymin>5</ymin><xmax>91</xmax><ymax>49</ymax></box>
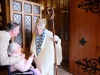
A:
<box><xmin>31</xmin><ymin>68</ymin><xmax>41</xmax><ymax>75</ymax></box>
<box><xmin>10</xmin><ymin>53</ymin><xmax>41</xmax><ymax>75</ymax></box>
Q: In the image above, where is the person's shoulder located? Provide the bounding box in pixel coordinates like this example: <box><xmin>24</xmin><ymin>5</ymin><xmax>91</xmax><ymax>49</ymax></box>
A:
<box><xmin>45</xmin><ymin>29</ymin><xmax>52</xmax><ymax>34</ymax></box>
<box><xmin>0</xmin><ymin>31</ymin><xmax>8</xmax><ymax>36</ymax></box>
<box><xmin>0</xmin><ymin>31</ymin><xmax>10</xmax><ymax>39</ymax></box>
<box><xmin>0</xmin><ymin>30</ymin><xmax>8</xmax><ymax>33</ymax></box>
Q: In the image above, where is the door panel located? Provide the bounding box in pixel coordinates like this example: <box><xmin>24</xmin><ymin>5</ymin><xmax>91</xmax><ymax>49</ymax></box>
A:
<box><xmin>69</xmin><ymin>0</ymin><xmax>100</xmax><ymax>75</ymax></box>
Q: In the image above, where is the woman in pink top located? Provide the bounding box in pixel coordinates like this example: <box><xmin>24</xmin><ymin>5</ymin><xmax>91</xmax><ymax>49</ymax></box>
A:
<box><xmin>7</xmin><ymin>42</ymin><xmax>41</xmax><ymax>75</ymax></box>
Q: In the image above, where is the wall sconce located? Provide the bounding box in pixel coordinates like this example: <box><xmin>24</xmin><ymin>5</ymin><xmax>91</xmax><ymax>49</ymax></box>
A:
<box><xmin>42</xmin><ymin>6</ymin><xmax>44</xmax><ymax>10</ymax></box>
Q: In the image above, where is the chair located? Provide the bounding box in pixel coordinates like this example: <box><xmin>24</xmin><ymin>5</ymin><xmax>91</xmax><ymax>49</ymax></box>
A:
<box><xmin>7</xmin><ymin>65</ymin><xmax>35</xmax><ymax>75</ymax></box>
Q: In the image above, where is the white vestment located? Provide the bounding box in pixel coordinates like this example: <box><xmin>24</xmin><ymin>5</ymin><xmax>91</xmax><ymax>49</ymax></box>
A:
<box><xmin>30</xmin><ymin>29</ymin><xmax>62</xmax><ymax>75</ymax></box>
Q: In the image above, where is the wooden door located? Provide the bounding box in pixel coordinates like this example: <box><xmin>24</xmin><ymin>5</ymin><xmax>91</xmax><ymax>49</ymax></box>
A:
<box><xmin>10</xmin><ymin>0</ymin><xmax>41</xmax><ymax>53</ymax></box>
<box><xmin>69</xmin><ymin>0</ymin><xmax>100</xmax><ymax>75</ymax></box>
<box><xmin>55</xmin><ymin>11</ymin><xmax>69</xmax><ymax>61</ymax></box>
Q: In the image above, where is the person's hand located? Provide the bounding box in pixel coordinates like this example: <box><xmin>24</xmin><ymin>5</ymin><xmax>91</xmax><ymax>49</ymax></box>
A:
<box><xmin>53</xmin><ymin>35</ymin><xmax>58</xmax><ymax>43</ymax></box>
<box><xmin>30</xmin><ymin>53</ymin><xmax>35</xmax><ymax>58</ymax></box>
<box><xmin>53</xmin><ymin>35</ymin><xmax>58</xmax><ymax>41</ymax></box>
<box><xmin>30</xmin><ymin>65</ymin><xmax>34</xmax><ymax>68</ymax></box>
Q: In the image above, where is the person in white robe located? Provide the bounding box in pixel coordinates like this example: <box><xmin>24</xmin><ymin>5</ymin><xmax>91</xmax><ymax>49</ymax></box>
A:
<box><xmin>30</xmin><ymin>18</ymin><xmax>62</xmax><ymax>75</ymax></box>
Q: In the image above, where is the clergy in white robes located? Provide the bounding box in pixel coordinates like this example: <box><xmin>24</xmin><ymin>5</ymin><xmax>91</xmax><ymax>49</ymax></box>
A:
<box><xmin>30</xmin><ymin>18</ymin><xmax>62</xmax><ymax>75</ymax></box>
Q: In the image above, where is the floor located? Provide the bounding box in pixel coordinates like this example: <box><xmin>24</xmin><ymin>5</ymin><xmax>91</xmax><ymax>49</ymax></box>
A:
<box><xmin>56</xmin><ymin>61</ymin><xmax>72</xmax><ymax>75</ymax></box>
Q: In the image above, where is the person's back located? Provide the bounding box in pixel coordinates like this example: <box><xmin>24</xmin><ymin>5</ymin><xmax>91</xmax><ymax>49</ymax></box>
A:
<box><xmin>0</xmin><ymin>31</ymin><xmax>11</xmax><ymax>64</ymax></box>
<box><xmin>0</xmin><ymin>21</ymin><xmax>24</xmax><ymax>65</ymax></box>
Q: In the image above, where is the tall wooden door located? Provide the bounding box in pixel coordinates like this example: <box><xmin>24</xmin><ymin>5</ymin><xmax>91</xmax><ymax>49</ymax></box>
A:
<box><xmin>10</xmin><ymin>0</ymin><xmax>41</xmax><ymax>53</ymax></box>
<box><xmin>69</xmin><ymin>0</ymin><xmax>100</xmax><ymax>75</ymax></box>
